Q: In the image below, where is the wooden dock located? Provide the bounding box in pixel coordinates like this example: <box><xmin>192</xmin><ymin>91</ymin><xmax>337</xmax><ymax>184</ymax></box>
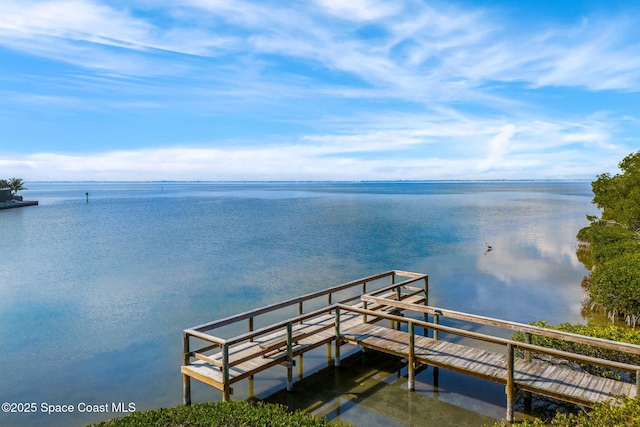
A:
<box><xmin>182</xmin><ymin>271</ymin><xmax>640</xmax><ymax>422</ymax></box>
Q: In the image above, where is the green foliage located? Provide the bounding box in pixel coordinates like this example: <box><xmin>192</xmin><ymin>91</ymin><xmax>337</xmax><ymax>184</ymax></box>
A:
<box><xmin>592</xmin><ymin>151</ymin><xmax>640</xmax><ymax>231</ymax></box>
<box><xmin>0</xmin><ymin>177</ymin><xmax>26</xmax><ymax>195</ymax></box>
<box><xmin>577</xmin><ymin>151</ymin><xmax>640</xmax><ymax>325</ymax></box>
<box><xmin>590</xmin><ymin>253</ymin><xmax>640</xmax><ymax>326</ymax></box>
<box><xmin>577</xmin><ymin>223</ymin><xmax>639</xmax><ymax>265</ymax></box>
<box><xmin>6</xmin><ymin>177</ymin><xmax>26</xmax><ymax>195</ymax></box>
<box><xmin>491</xmin><ymin>396</ymin><xmax>640</xmax><ymax>426</ymax></box>
<box><xmin>87</xmin><ymin>401</ymin><xmax>346</xmax><ymax>427</ymax></box>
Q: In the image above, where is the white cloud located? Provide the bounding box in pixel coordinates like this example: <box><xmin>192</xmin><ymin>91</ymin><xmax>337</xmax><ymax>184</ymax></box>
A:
<box><xmin>0</xmin><ymin>0</ymin><xmax>155</xmax><ymax>50</ymax></box>
<box><xmin>479</xmin><ymin>124</ymin><xmax>516</xmax><ymax>171</ymax></box>
<box><xmin>0</xmin><ymin>0</ymin><xmax>237</xmax><ymax>75</ymax></box>
<box><xmin>314</xmin><ymin>0</ymin><xmax>400</xmax><ymax>21</ymax></box>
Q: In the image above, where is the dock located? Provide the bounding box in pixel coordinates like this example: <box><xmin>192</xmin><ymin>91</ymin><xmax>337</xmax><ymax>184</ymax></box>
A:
<box><xmin>0</xmin><ymin>200</ymin><xmax>38</xmax><ymax>210</ymax></box>
<box><xmin>181</xmin><ymin>271</ymin><xmax>640</xmax><ymax>422</ymax></box>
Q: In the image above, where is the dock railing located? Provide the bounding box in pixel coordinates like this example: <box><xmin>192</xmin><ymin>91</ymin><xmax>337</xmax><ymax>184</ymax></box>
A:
<box><xmin>182</xmin><ymin>270</ymin><xmax>428</xmax><ymax>403</ymax></box>
<box><xmin>361</xmin><ymin>293</ymin><xmax>640</xmax><ymax>361</ymax></box>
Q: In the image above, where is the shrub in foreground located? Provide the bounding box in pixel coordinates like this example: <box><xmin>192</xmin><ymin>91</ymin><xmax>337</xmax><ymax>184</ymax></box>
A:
<box><xmin>491</xmin><ymin>396</ymin><xmax>640</xmax><ymax>426</ymax></box>
<box><xmin>87</xmin><ymin>400</ymin><xmax>345</xmax><ymax>427</ymax></box>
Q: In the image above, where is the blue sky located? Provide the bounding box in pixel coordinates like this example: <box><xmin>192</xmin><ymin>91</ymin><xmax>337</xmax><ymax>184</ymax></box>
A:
<box><xmin>1</xmin><ymin>0</ymin><xmax>639</xmax><ymax>181</ymax></box>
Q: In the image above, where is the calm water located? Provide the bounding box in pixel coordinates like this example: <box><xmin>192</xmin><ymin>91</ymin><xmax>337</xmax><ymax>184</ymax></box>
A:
<box><xmin>0</xmin><ymin>181</ymin><xmax>597</xmax><ymax>426</ymax></box>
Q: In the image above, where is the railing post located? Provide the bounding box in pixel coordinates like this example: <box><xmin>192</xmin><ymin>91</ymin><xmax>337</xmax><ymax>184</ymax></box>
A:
<box><xmin>362</xmin><ymin>300</ymin><xmax>368</xmax><ymax>323</ymax></box>
<box><xmin>328</xmin><ymin>293</ymin><xmax>332</xmax><ymax>306</ymax></box>
<box><xmin>388</xmin><ymin>274</ymin><xmax>399</xmax><ymax>329</ymax></box>
<box><xmin>248</xmin><ymin>317</ymin><xmax>254</xmax><ymax>342</ymax></box>
<box><xmin>524</xmin><ymin>333</ymin><xmax>532</xmax><ymax>362</ymax></box>
<box><xmin>182</xmin><ymin>332</ymin><xmax>191</xmax><ymax>406</ymax></box>
<box><xmin>222</xmin><ymin>343</ymin><xmax>231</xmax><ymax>401</ymax></box>
<box><xmin>286</xmin><ymin>322</ymin><xmax>294</xmax><ymax>391</ymax></box>
<box><xmin>298</xmin><ymin>301</ymin><xmax>303</xmax><ymax>325</ymax></box>
<box><xmin>506</xmin><ymin>344</ymin><xmax>515</xmax><ymax>422</ymax></box>
<box><xmin>408</xmin><ymin>321</ymin><xmax>415</xmax><ymax>391</ymax></box>
<box><xmin>423</xmin><ymin>276</ymin><xmax>429</xmax><ymax>337</ymax></box>
<box><xmin>636</xmin><ymin>369</ymin><xmax>640</xmax><ymax>399</ymax></box>
<box><xmin>361</xmin><ymin>282</ymin><xmax>367</xmax><ymax>323</ymax></box>
<box><xmin>335</xmin><ymin>306</ymin><xmax>341</xmax><ymax>367</ymax></box>
<box><xmin>423</xmin><ymin>275</ymin><xmax>429</xmax><ymax>306</ymax></box>
<box><xmin>433</xmin><ymin>314</ymin><xmax>439</xmax><ymax>341</ymax></box>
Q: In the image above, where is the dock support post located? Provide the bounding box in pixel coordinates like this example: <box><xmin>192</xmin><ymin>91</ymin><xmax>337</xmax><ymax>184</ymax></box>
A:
<box><xmin>286</xmin><ymin>322</ymin><xmax>294</xmax><ymax>391</ymax></box>
<box><xmin>335</xmin><ymin>306</ymin><xmax>341</xmax><ymax>367</ymax></box>
<box><xmin>408</xmin><ymin>322</ymin><xmax>415</xmax><ymax>391</ymax></box>
<box><xmin>222</xmin><ymin>344</ymin><xmax>231</xmax><ymax>401</ymax></box>
<box><xmin>506</xmin><ymin>344</ymin><xmax>515</xmax><ymax>423</ymax></box>
<box><xmin>298</xmin><ymin>355</ymin><xmax>304</xmax><ymax>380</ymax></box>
<box><xmin>433</xmin><ymin>367</ymin><xmax>439</xmax><ymax>394</ymax></box>
<box><xmin>182</xmin><ymin>374</ymin><xmax>191</xmax><ymax>406</ymax></box>
<box><xmin>182</xmin><ymin>332</ymin><xmax>191</xmax><ymax>406</ymax></box>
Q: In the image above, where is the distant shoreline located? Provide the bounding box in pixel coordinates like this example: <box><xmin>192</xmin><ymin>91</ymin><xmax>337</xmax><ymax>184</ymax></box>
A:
<box><xmin>25</xmin><ymin>179</ymin><xmax>592</xmax><ymax>184</ymax></box>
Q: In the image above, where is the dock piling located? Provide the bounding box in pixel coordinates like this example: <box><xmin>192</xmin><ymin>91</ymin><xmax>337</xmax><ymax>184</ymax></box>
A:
<box><xmin>506</xmin><ymin>344</ymin><xmax>515</xmax><ymax>422</ymax></box>
<box><xmin>182</xmin><ymin>332</ymin><xmax>191</xmax><ymax>405</ymax></box>
<box><xmin>335</xmin><ymin>306</ymin><xmax>341</xmax><ymax>367</ymax></box>
<box><xmin>408</xmin><ymin>322</ymin><xmax>415</xmax><ymax>391</ymax></box>
<box><xmin>286</xmin><ymin>322</ymin><xmax>294</xmax><ymax>391</ymax></box>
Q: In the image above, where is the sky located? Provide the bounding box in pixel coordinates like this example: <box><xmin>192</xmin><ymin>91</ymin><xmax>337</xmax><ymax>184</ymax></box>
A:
<box><xmin>1</xmin><ymin>0</ymin><xmax>639</xmax><ymax>181</ymax></box>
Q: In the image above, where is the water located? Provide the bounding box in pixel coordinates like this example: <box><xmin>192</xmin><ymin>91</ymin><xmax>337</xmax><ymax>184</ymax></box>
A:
<box><xmin>0</xmin><ymin>181</ymin><xmax>597</xmax><ymax>426</ymax></box>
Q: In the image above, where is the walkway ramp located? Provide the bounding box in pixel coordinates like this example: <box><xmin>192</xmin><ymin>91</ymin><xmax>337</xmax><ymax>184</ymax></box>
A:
<box><xmin>342</xmin><ymin>321</ymin><xmax>636</xmax><ymax>408</ymax></box>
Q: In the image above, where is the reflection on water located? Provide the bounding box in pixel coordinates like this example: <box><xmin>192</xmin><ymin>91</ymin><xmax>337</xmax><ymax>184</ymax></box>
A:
<box><xmin>0</xmin><ymin>181</ymin><xmax>597</xmax><ymax>426</ymax></box>
<box><xmin>265</xmin><ymin>350</ymin><xmax>507</xmax><ymax>426</ymax></box>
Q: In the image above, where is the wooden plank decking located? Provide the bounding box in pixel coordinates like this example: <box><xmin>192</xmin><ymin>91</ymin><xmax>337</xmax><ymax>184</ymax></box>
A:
<box><xmin>182</xmin><ymin>271</ymin><xmax>640</xmax><ymax>423</ymax></box>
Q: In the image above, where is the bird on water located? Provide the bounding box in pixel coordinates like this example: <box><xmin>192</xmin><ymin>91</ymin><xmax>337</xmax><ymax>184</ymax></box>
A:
<box><xmin>484</xmin><ymin>242</ymin><xmax>493</xmax><ymax>255</ymax></box>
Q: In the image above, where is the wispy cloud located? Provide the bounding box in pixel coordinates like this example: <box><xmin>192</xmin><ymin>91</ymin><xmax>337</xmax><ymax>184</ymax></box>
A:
<box><xmin>0</xmin><ymin>110</ymin><xmax>622</xmax><ymax>180</ymax></box>
<box><xmin>4</xmin><ymin>1</ymin><xmax>640</xmax><ymax>94</ymax></box>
